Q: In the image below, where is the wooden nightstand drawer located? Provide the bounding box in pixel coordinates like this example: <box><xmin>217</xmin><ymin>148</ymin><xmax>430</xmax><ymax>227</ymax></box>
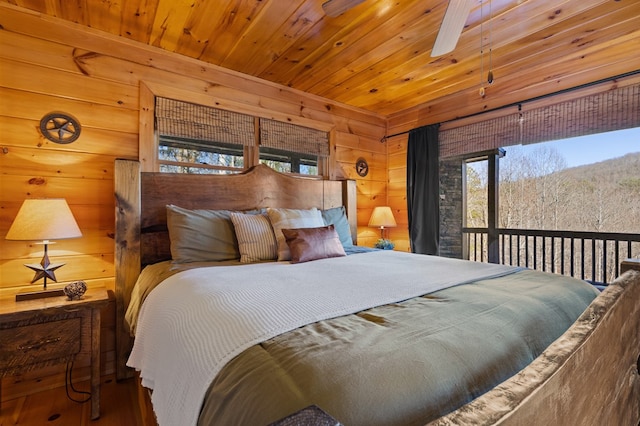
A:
<box><xmin>0</xmin><ymin>317</ymin><xmax>82</xmax><ymax>372</ymax></box>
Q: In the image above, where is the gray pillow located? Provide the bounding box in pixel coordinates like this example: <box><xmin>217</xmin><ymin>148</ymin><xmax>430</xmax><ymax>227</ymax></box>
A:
<box><xmin>166</xmin><ymin>205</ymin><xmax>240</xmax><ymax>263</ymax></box>
<box><xmin>321</xmin><ymin>206</ymin><xmax>354</xmax><ymax>249</ymax></box>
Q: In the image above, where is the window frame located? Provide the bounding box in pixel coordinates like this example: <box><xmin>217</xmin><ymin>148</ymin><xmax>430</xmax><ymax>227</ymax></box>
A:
<box><xmin>158</xmin><ymin>135</ymin><xmax>246</xmax><ymax>174</ymax></box>
<box><xmin>258</xmin><ymin>146</ymin><xmax>319</xmax><ymax>176</ymax></box>
<box><xmin>140</xmin><ymin>82</ymin><xmax>333</xmax><ymax>178</ymax></box>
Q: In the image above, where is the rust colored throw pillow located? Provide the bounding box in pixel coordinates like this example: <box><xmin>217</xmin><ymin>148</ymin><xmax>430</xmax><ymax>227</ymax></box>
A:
<box><xmin>282</xmin><ymin>225</ymin><xmax>347</xmax><ymax>264</ymax></box>
<box><xmin>267</xmin><ymin>207</ymin><xmax>325</xmax><ymax>261</ymax></box>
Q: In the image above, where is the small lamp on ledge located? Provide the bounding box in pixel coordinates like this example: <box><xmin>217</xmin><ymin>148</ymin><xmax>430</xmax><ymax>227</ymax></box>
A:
<box><xmin>368</xmin><ymin>206</ymin><xmax>397</xmax><ymax>250</ymax></box>
<box><xmin>6</xmin><ymin>198</ymin><xmax>82</xmax><ymax>301</ymax></box>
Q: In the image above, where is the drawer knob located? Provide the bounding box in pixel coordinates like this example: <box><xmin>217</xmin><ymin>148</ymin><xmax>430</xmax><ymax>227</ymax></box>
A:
<box><xmin>18</xmin><ymin>337</ymin><xmax>62</xmax><ymax>352</ymax></box>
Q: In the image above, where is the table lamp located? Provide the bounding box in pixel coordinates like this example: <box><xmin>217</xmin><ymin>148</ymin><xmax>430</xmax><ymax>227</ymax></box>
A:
<box><xmin>368</xmin><ymin>206</ymin><xmax>396</xmax><ymax>249</ymax></box>
<box><xmin>6</xmin><ymin>198</ymin><xmax>82</xmax><ymax>301</ymax></box>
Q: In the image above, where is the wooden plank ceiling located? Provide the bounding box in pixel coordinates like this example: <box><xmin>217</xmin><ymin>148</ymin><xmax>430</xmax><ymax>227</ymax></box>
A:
<box><xmin>5</xmin><ymin>0</ymin><xmax>639</xmax><ymax>116</ymax></box>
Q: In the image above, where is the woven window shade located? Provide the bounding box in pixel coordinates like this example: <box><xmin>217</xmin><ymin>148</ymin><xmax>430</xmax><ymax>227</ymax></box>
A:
<box><xmin>520</xmin><ymin>84</ymin><xmax>640</xmax><ymax>145</ymax></box>
<box><xmin>156</xmin><ymin>97</ymin><xmax>254</xmax><ymax>146</ymax></box>
<box><xmin>440</xmin><ymin>113</ymin><xmax>521</xmax><ymax>158</ymax></box>
<box><xmin>260</xmin><ymin>118</ymin><xmax>329</xmax><ymax>157</ymax></box>
<box><xmin>440</xmin><ymin>83</ymin><xmax>640</xmax><ymax>158</ymax></box>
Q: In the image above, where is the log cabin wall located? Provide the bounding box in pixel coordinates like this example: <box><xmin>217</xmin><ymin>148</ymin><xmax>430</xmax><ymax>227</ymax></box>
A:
<box><xmin>0</xmin><ymin>4</ymin><xmax>387</xmax><ymax>401</ymax></box>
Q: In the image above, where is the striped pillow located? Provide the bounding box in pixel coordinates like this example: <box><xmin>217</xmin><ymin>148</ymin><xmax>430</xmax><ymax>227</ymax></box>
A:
<box><xmin>230</xmin><ymin>212</ymin><xmax>278</xmax><ymax>263</ymax></box>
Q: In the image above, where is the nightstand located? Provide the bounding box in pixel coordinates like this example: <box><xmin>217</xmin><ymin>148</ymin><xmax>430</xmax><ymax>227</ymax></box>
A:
<box><xmin>0</xmin><ymin>287</ymin><xmax>109</xmax><ymax>420</ymax></box>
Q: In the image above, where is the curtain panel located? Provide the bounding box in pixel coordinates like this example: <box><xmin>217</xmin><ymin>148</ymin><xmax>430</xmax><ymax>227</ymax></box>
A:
<box><xmin>406</xmin><ymin>124</ymin><xmax>440</xmax><ymax>255</ymax></box>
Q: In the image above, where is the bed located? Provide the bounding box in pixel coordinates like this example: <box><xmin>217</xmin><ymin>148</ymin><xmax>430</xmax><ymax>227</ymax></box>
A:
<box><xmin>113</xmin><ymin>159</ymin><xmax>640</xmax><ymax>426</ymax></box>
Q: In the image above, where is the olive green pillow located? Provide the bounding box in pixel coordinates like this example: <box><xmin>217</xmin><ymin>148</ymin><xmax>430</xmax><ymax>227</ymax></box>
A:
<box><xmin>166</xmin><ymin>205</ymin><xmax>240</xmax><ymax>263</ymax></box>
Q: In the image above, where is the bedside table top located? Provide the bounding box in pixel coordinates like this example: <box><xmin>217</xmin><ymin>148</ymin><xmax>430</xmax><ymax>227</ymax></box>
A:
<box><xmin>0</xmin><ymin>287</ymin><xmax>110</xmax><ymax>317</ymax></box>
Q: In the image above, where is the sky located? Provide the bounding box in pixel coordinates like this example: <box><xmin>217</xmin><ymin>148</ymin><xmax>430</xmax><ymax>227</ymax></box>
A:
<box><xmin>506</xmin><ymin>127</ymin><xmax>639</xmax><ymax>168</ymax></box>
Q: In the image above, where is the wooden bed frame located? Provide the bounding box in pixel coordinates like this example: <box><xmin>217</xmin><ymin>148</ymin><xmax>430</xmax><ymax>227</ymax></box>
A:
<box><xmin>114</xmin><ymin>160</ymin><xmax>357</xmax><ymax>381</ymax></box>
<box><xmin>114</xmin><ymin>159</ymin><xmax>640</xmax><ymax>425</ymax></box>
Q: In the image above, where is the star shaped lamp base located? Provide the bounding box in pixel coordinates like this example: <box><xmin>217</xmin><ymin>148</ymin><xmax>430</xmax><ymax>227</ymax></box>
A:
<box><xmin>16</xmin><ymin>242</ymin><xmax>66</xmax><ymax>301</ymax></box>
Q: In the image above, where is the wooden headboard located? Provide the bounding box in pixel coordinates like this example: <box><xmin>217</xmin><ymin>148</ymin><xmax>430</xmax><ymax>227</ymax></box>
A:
<box><xmin>113</xmin><ymin>159</ymin><xmax>357</xmax><ymax>379</ymax></box>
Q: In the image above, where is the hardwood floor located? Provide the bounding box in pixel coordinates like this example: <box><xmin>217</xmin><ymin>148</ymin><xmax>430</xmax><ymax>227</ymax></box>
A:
<box><xmin>0</xmin><ymin>375</ymin><xmax>143</xmax><ymax>426</ymax></box>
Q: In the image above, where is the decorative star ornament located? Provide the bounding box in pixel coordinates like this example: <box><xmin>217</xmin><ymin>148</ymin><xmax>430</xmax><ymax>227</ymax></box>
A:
<box><xmin>50</xmin><ymin>118</ymin><xmax>76</xmax><ymax>140</ymax></box>
<box><xmin>39</xmin><ymin>112</ymin><xmax>81</xmax><ymax>144</ymax></box>
<box><xmin>24</xmin><ymin>252</ymin><xmax>65</xmax><ymax>285</ymax></box>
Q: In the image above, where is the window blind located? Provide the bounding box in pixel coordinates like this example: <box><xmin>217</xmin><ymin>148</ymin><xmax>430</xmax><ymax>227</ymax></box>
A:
<box><xmin>155</xmin><ymin>97</ymin><xmax>255</xmax><ymax>146</ymax></box>
<box><xmin>520</xmin><ymin>84</ymin><xmax>640</xmax><ymax>145</ymax></box>
<box><xmin>440</xmin><ymin>82</ymin><xmax>640</xmax><ymax>158</ymax></box>
<box><xmin>259</xmin><ymin>118</ymin><xmax>329</xmax><ymax>157</ymax></box>
<box><xmin>440</xmin><ymin>113</ymin><xmax>521</xmax><ymax>158</ymax></box>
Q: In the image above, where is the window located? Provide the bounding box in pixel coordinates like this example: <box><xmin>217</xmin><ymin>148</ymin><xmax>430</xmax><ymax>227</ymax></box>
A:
<box><xmin>464</xmin><ymin>127</ymin><xmax>640</xmax><ymax>233</ymax></box>
<box><xmin>154</xmin><ymin>97</ymin><xmax>328</xmax><ymax>176</ymax></box>
<box><xmin>158</xmin><ymin>136</ymin><xmax>244</xmax><ymax>174</ymax></box>
<box><xmin>465</xmin><ymin>158</ymin><xmax>488</xmax><ymax>228</ymax></box>
<box><xmin>259</xmin><ymin>147</ymin><xmax>318</xmax><ymax>175</ymax></box>
<box><xmin>258</xmin><ymin>118</ymin><xmax>327</xmax><ymax>176</ymax></box>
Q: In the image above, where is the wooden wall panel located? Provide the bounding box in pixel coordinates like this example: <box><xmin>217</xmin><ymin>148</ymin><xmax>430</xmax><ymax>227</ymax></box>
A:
<box><xmin>0</xmin><ymin>4</ymin><xmax>387</xmax><ymax>401</ymax></box>
<box><xmin>0</xmin><ymin>58</ymin><xmax>139</xmax><ymax>110</ymax></box>
<box><xmin>0</xmin><ymin>117</ymin><xmax>138</xmax><ymax>159</ymax></box>
<box><xmin>0</xmin><ymin>89</ymin><xmax>140</xmax><ymax>139</ymax></box>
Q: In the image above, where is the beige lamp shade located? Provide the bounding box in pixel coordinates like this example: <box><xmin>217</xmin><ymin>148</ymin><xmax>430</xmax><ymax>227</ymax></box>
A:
<box><xmin>6</xmin><ymin>198</ymin><xmax>82</xmax><ymax>241</ymax></box>
<box><xmin>368</xmin><ymin>206</ymin><xmax>397</xmax><ymax>229</ymax></box>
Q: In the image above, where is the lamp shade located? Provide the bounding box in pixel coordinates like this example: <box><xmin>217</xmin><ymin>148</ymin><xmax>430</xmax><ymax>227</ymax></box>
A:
<box><xmin>368</xmin><ymin>206</ymin><xmax>397</xmax><ymax>228</ymax></box>
<box><xmin>6</xmin><ymin>199</ymin><xmax>82</xmax><ymax>241</ymax></box>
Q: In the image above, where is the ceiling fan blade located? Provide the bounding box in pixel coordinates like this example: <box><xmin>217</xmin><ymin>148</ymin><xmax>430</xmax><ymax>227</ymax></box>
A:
<box><xmin>431</xmin><ymin>0</ymin><xmax>474</xmax><ymax>57</ymax></box>
<box><xmin>322</xmin><ymin>0</ymin><xmax>367</xmax><ymax>17</ymax></box>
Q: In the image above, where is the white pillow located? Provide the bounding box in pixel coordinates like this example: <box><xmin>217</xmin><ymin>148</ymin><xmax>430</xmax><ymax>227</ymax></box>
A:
<box><xmin>266</xmin><ymin>207</ymin><xmax>325</xmax><ymax>261</ymax></box>
<box><xmin>230</xmin><ymin>212</ymin><xmax>278</xmax><ymax>263</ymax></box>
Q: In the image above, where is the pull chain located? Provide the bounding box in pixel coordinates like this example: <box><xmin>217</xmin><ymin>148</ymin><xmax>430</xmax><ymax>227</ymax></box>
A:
<box><xmin>487</xmin><ymin>0</ymin><xmax>494</xmax><ymax>84</ymax></box>
<box><xmin>479</xmin><ymin>0</ymin><xmax>485</xmax><ymax>96</ymax></box>
<box><xmin>480</xmin><ymin>0</ymin><xmax>494</xmax><ymax>97</ymax></box>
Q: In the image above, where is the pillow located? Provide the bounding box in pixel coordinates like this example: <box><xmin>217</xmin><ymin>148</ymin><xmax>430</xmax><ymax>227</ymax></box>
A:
<box><xmin>282</xmin><ymin>225</ymin><xmax>347</xmax><ymax>264</ymax></box>
<box><xmin>230</xmin><ymin>212</ymin><xmax>278</xmax><ymax>263</ymax></box>
<box><xmin>321</xmin><ymin>206</ymin><xmax>354</xmax><ymax>249</ymax></box>
<box><xmin>166</xmin><ymin>205</ymin><xmax>239</xmax><ymax>263</ymax></box>
<box><xmin>267</xmin><ymin>207</ymin><xmax>325</xmax><ymax>261</ymax></box>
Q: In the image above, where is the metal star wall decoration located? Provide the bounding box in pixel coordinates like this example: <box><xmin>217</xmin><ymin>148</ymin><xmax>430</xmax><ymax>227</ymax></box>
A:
<box><xmin>39</xmin><ymin>112</ymin><xmax>81</xmax><ymax>144</ymax></box>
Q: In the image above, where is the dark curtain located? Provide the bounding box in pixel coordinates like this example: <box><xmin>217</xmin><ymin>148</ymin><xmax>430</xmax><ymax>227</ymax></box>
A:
<box><xmin>406</xmin><ymin>124</ymin><xmax>440</xmax><ymax>255</ymax></box>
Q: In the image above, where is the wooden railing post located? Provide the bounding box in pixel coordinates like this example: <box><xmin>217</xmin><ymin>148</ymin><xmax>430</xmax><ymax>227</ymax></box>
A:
<box><xmin>487</xmin><ymin>153</ymin><xmax>500</xmax><ymax>263</ymax></box>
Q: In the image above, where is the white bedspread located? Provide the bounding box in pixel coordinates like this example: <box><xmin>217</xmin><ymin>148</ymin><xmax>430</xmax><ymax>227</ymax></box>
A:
<box><xmin>127</xmin><ymin>251</ymin><xmax>519</xmax><ymax>426</ymax></box>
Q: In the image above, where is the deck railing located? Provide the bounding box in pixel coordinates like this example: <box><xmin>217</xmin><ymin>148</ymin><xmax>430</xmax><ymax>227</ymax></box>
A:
<box><xmin>463</xmin><ymin>227</ymin><xmax>640</xmax><ymax>285</ymax></box>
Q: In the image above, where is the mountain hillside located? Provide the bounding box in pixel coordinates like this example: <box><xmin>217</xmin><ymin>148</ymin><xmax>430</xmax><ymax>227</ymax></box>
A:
<box><xmin>559</xmin><ymin>152</ymin><xmax>640</xmax><ymax>184</ymax></box>
<box><xmin>467</xmin><ymin>150</ymin><xmax>640</xmax><ymax>234</ymax></box>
